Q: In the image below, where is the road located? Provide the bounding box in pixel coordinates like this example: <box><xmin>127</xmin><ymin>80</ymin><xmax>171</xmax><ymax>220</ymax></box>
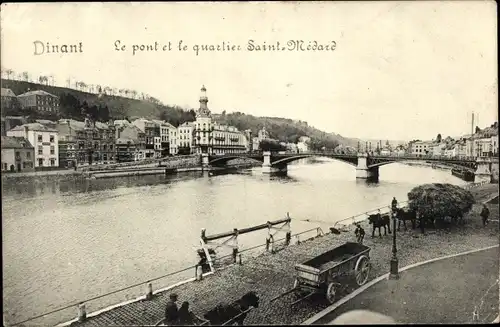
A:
<box><xmin>313</xmin><ymin>247</ymin><xmax>499</xmax><ymax>324</ymax></box>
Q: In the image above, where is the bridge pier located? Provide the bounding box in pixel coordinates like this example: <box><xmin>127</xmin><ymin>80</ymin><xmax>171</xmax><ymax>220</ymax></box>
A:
<box><xmin>356</xmin><ymin>153</ymin><xmax>379</xmax><ymax>180</ymax></box>
<box><xmin>262</xmin><ymin>165</ymin><xmax>288</xmax><ymax>174</ymax></box>
<box><xmin>201</xmin><ymin>153</ymin><xmax>209</xmax><ymax>169</ymax></box>
<box><xmin>262</xmin><ymin>152</ymin><xmax>288</xmax><ymax>174</ymax></box>
<box><xmin>474</xmin><ymin>157</ymin><xmax>492</xmax><ymax>183</ymax></box>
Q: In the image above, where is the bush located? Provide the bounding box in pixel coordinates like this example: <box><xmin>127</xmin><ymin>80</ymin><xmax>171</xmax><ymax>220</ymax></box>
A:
<box><xmin>407</xmin><ymin>183</ymin><xmax>475</xmax><ymax>229</ymax></box>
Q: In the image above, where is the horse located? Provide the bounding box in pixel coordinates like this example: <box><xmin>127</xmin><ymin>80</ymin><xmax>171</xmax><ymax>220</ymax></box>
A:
<box><xmin>367</xmin><ymin>213</ymin><xmax>391</xmax><ymax>237</ymax></box>
<box><xmin>203</xmin><ymin>291</ymin><xmax>259</xmax><ymax>325</ymax></box>
<box><xmin>395</xmin><ymin>208</ymin><xmax>417</xmax><ymax>231</ymax></box>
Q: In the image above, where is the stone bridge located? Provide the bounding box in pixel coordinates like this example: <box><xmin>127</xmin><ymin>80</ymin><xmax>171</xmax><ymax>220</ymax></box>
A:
<box><xmin>205</xmin><ymin>152</ymin><xmax>492</xmax><ymax>182</ymax></box>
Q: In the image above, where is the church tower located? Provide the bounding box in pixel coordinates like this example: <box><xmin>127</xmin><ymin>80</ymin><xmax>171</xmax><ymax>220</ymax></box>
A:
<box><xmin>194</xmin><ymin>85</ymin><xmax>213</xmax><ymax>154</ymax></box>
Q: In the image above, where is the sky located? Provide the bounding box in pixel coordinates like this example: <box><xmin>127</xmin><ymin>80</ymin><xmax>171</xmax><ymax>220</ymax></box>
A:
<box><xmin>1</xmin><ymin>1</ymin><xmax>497</xmax><ymax>141</ymax></box>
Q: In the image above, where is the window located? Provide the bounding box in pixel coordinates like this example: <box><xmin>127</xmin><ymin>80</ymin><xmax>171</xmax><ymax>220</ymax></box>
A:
<box><xmin>50</xmin><ymin>159</ymin><xmax>55</xmax><ymax>166</ymax></box>
<box><xmin>26</xmin><ymin>152</ymin><xmax>31</xmax><ymax>159</ymax></box>
<box><xmin>3</xmin><ymin>163</ymin><xmax>7</xmax><ymax>170</ymax></box>
<box><xmin>50</xmin><ymin>146</ymin><xmax>55</xmax><ymax>155</ymax></box>
<box><xmin>38</xmin><ymin>158</ymin><xmax>43</xmax><ymax>166</ymax></box>
<box><xmin>38</xmin><ymin>146</ymin><xmax>43</xmax><ymax>155</ymax></box>
<box><xmin>38</xmin><ymin>134</ymin><xmax>43</xmax><ymax>142</ymax></box>
<box><xmin>50</xmin><ymin>135</ymin><xmax>55</xmax><ymax>143</ymax></box>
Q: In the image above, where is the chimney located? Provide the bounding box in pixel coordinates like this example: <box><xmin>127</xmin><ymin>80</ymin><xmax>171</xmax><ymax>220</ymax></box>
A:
<box><xmin>23</xmin><ymin>125</ymin><xmax>28</xmax><ymax>135</ymax></box>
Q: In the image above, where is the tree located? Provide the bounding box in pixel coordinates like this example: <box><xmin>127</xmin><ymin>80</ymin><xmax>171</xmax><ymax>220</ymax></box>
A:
<box><xmin>59</xmin><ymin>93</ymin><xmax>82</xmax><ymax>119</ymax></box>
<box><xmin>475</xmin><ymin>126</ymin><xmax>481</xmax><ymax>134</ymax></box>
<box><xmin>259</xmin><ymin>139</ymin><xmax>286</xmax><ymax>152</ymax></box>
<box><xmin>407</xmin><ymin>183</ymin><xmax>475</xmax><ymax>232</ymax></box>
<box><xmin>436</xmin><ymin>134</ymin><xmax>442</xmax><ymax>143</ymax></box>
<box><xmin>5</xmin><ymin>69</ymin><xmax>13</xmax><ymax>80</ymax></box>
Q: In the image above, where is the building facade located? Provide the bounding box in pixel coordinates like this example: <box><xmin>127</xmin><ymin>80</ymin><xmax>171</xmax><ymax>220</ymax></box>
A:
<box><xmin>16</xmin><ymin>90</ymin><xmax>60</xmax><ymax>114</ymax></box>
<box><xmin>409</xmin><ymin>140</ymin><xmax>434</xmax><ymax>157</ymax></box>
<box><xmin>132</xmin><ymin>118</ymin><xmax>161</xmax><ymax>158</ymax></box>
<box><xmin>115</xmin><ymin>124</ymin><xmax>151</xmax><ymax>161</ymax></box>
<box><xmin>1</xmin><ymin>88</ymin><xmax>17</xmax><ymax>110</ymax></box>
<box><xmin>192</xmin><ymin>86</ymin><xmax>248</xmax><ymax>155</ymax></box>
<box><xmin>7</xmin><ymin>123</ymin><xmax>59</xmax><ymax>168</ymax></box>
<box><xmin>1</xmin><ymin>136</ymin><xmax>35</xmax><ymax>172</ymax></box>
<box><xmin>178</xmin><ymin>122</ymin><xmax>195</xmax><ymax>154</ymax></box>
<box><xmin>211</xmin><ymin>123</ymin><xmax>248</xmax><ymax>154</ymax></box>
<box><xmin>55</xmin><ymin>118</ymin><xmax>116</xmax><ymax>167</ymax></box>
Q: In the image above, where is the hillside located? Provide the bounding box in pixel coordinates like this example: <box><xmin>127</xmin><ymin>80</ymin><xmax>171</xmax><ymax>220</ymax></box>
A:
<box><xmin>1</xmin><ymin>79</ymin><xmax>358</xmax><ymax>149</ymax></box>
<box><xmin>213</xmin><ymin>112</ymin><xmax>358</xmax><ymax>149</ymax></box>
<box><xmin>1</xmin><ymin>79</ymin><xmax>195</xmax><ymax>125</ymax></box>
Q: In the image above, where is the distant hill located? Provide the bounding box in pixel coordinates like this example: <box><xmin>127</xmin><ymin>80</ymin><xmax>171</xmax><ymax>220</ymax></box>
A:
<box><xmin>1</xmin><ymin>79</ymin><xmax>358</xmax><ymax>149</ymax></box>
<box><xmin>1</xmin><ymin>79</ymin><xmax>195</xmax><ymax>125</ymax></box>
<box><xmin>213</xmin><ymin>112</ymin><xmax>358</xmax><ymax>149</ymax></box>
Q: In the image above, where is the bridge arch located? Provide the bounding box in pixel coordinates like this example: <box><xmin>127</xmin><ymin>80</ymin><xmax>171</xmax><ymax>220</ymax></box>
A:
<box><xmin>209</xmin><ymin>155</ymin><xmax>264</xmax><ymax>166</ymax></box>
<box><xmin>367</xmin><ymin>160</ymin><xmax>476</xmax><ymax>172</ymax></box>
<box><xmin>271</xmin><ymin>154</ymin><xmax>358</xmax><ymax>167</ymax></box>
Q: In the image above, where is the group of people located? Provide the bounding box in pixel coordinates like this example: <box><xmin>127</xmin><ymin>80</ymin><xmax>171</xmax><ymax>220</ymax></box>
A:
<box><xmin>164</xmin><ymin>293</ymin><xmax>207</xmax><ymax>326</ymax></box>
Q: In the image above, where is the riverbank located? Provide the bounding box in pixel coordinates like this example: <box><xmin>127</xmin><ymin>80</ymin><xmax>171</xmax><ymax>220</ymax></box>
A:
<box><xmin>54</xmin><ymin>184</ymin><xmax>498</xmax><ymax>327</ymax></box>
<box><xmin>1</xmin><ymin>157</ymin><xmax>261</xmax><ymax>180</ymax></box>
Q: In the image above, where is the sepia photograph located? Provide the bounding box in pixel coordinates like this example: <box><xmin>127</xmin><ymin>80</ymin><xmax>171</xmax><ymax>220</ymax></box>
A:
<box><xmin>1</xmin><ymin>1</ymin><xmax>498</xmax><ymax>326</ymax></box>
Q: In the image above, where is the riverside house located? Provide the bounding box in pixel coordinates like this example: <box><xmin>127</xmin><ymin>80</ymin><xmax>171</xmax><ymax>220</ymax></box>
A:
<box><xmin>1</xmin><ymin>136</ymin><xmax>35</xmax><ymax>172</ymax></box>
<box><xmin>7</xmin><ymin>123</ymin><xmax>59</xmax><ymax>168</ymax></box>
<box><xmin>115</xmin><ymin>124</ymin><xmax>150</xmax><ymax>162</ymax></box>
<box><xmin>132</xmin><ymin>118</ymin><xmax>160</xmax><ymax>158</ymax></box>
<box><xmin>55</xmin><ymin>118</ymin><xmax>117</xmax><ymax>167</ymax></box>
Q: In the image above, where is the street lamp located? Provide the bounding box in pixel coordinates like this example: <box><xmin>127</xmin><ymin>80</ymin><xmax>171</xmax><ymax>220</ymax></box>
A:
<box><xmin>389</xmin><ymin>206</ymin><xmax>399</xmax><ymax>280</ymax></box>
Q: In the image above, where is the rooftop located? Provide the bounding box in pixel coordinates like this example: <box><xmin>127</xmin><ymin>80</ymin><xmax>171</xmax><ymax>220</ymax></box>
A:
<box><xmin>1</xmin><ymin>136</ymin><xmax>34</xmax><ymax>149</ymax></box>
<box><xmin>116</xmin><ymin>137</ymin><xmax>137</xmax><ymax>145</ymax></box>
<box><xmin>9</xmin><ymin>123</ymin><xmax>58</xmax><ymax>133</ymax></box>
<box><xmin>1</xmin><ymin>88</ymin><xmax>16</xmax><ymax>97</ymax></box>
<box><xmin>17</xmin><ymin>90</ymin><xmax>59</xmax><ymax>98</ymax></box>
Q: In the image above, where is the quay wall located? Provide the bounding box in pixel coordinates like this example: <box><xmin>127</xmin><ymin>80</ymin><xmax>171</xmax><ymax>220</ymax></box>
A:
<box><xmin>490</xmin><ymin>159</ymin><xmax>499</xmax><ymax>183</ymax></box>
<box><xmin>158</xmin><ymin>154</ymin><xmax>201</xmax><ymax>169</ymax></box>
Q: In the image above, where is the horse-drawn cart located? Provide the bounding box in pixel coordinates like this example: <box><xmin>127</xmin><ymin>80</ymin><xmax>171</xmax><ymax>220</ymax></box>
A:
<box><xmin>271</xmin><ymin>242</ymin><xmax>372</xmax><ymax>305</ymax></box>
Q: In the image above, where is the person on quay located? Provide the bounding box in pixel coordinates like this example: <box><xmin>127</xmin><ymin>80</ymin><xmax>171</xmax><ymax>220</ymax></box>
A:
<box><xmin>391</xmin><ymin>197</ymin><xmax>398</xmax><ymax>211</ymax></box>
<box><xmin>354</xmin><ymin>224</ymin><xmax>365</xmax><ymax>244</ymax></box>
<box><xmin>178</xmin><ymin>301</ymin><xmax>207</xmax><ymax>325</ymax></box>
<box><xmin>164</xmin><ymin>293</ymin><xmax>179</xmax><ymax>325</ymax></box>
<box><xmin>480</xmin><ymin>204</ymin><xmax>490</xmax><ymax>226</ymax></box>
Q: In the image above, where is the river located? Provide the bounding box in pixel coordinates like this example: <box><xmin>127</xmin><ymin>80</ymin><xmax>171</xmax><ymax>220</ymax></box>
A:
<box><xmin>2</xmin><ymin>159</ymin><xmax>467</xmax><ymax>326</ymax></box>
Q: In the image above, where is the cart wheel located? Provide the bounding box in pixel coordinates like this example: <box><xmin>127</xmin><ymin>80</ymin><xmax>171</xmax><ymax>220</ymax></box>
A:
<box><xmin>354</xmin><ymin>255</ymin><xmax>371</xmax><ymax>286</ymax></box>
<box><xmin>326</xmin><ymin>283</ymin><xmax>337</xmax><ymax>304</ymax></box>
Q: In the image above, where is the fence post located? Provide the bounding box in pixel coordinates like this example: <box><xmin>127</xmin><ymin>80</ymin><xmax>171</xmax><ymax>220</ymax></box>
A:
<box><xmin>238</xmin><ymin>254</ymin><xmax>242</xmax><ymax>265</ymax></box>
<box><xmin>285</xmin><ymin>231</ymin><xmax>291</xmax><ymax>246</ymax></box>
<box><xmin>145</xmin><ymin>282</ymin><xmax>153</xmax><ymax>300</ymax></box>
<box><xmin>195</xmin><ymin>265</ymin><xmax>203</xmax><ymax>281</ymax></box>
<box><xmin>296</xmin><ymin>235</ymin><xmax>301</xmax><ymax>245</ymax></box>
<box><xmin>77</xmin><ymin>303</ymin><xmax>87</xmax><ymax>322</ymax></box>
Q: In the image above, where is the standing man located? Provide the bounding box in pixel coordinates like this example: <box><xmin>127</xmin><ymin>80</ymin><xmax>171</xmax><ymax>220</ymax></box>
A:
<box><xmin>480</xmin><ymin>204</ymin><xmax>490</xmax><ymax>226</ymax></box>
<box><xmin>391</xmin><ymin>197</ymin><xmax>398</xmax><ymax>212</ymax></box>
<box><xmin>164</xmin><ymin>293</ymin><xmax>179</xmax><ymax>325</ymax></box>
<box><xmin>355</xmin><ymin>224</ymin><xmax>365</xmax><ymax>244</ymax></box>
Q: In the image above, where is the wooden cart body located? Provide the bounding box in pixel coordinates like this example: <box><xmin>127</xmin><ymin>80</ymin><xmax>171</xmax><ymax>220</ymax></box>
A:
<box><xmin>293</xmin><ymin>242</ymin><xmax>372</xmax><ymax>304</ymax></box>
